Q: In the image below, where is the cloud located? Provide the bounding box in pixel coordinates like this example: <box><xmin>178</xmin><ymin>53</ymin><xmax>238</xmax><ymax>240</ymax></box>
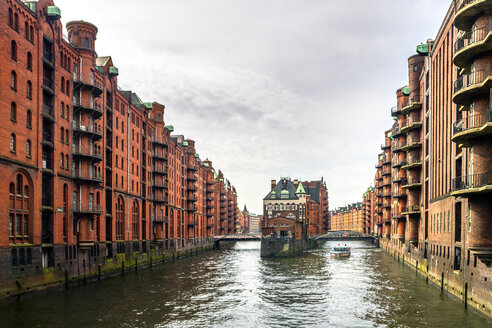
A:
<box><xmin>57</xmin><ymin>0</ymin><xmax>451</xmax><ymax>213</ymax></box>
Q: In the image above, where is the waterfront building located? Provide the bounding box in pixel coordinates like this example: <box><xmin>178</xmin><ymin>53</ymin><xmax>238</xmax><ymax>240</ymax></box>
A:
<box><xmin>262</xmin><ymin>178</ymin><xmax>328</xmax><ymax>237</ymax></box>
<box><xmin>366</xmin><ymin>0</ymin><xmax>492</xmax><ymax>317</ymax></box>
<box><xmin>330</xmin><ymin>203</ymin><xmax>364</xmax><ymax>233</ymax></box>
<box><xmin>0</xmin><ymin>0</ymin><xmax>239</xmax><ymax>294</ymax></box>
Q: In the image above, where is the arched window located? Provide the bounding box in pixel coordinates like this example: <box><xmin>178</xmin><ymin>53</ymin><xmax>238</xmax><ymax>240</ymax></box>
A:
<box><xmin>11</xmin><ymin>71</ymin><xmax>17</xmax><ymax>90</ymax></box>
<box><xmin>65</xmin><ymin>130</ymin><xmax>69</xmax><ymax>144</ymax></box>
<box><xmin>61</xmin><ymin>77</ymin><xmax>65</xmax><ymax>93</ymax></box>
<box><xmin>24</xmin><ymin>22</ymin><xmax>28</xmax><ymax>38</ymax></box>
<box><xmin>60</xmin><ymin>127</ymin><xmax>64</xmax><ymax>143</ymax></box>
<box><xmin>63</xmin><ymin>184</ymin><xmax>68</xmax><ymax>239</ymax></box>
<box><xmin>8</xmin><ymin>8</ymin><xmax>13</xmax><ymax>27</ymax></box>
<box><xmin>10</xmin><ymin>134</ymin><xmax>16</xmax><ymax>153</ymax></box>
<box><xmin>61</xmin><ymin>101</ymin><xmax>64</xmax><ymax>118</ymax></box>
<box><xmin>27</xmin><ymin>80</ymin><xmax>32</xmax><ymax>99</ymax></box>
<box><xmin>116</xmin><ymin>196</ymin><xmax>125</xmax><ymax>240</ymax></box>
<box><xmin>65</xmin><ymin>154</ymin><xmax>69</xmax><ymax>169</ymax></box>
<box><xmin>14</xmin><ymin>13</ymin><xmax>19</xmax><ymax>31</ymax></box>
<box><xmin>132</xmin><ymin>201</ymin><xmax>139</xmax><ymax>239</ymax></box>
<box><xmin>9</xmin><ymin>173</ymin><xmax>31</xmax><ymax>242</ymax></box>
<box><xmin>26</xmin><ymin>140</ymin><xmax>31</xmax><ymax>158</ymax></box>
<box><xmin>26</xmin><ymin>110</ymin><xmax>32</xmax><ymax>128</ymax></box>
<box><xmin>60</xmin><ymin>153</ymin><xmax>64</xmax><ymax>168</ymax></box>
<box><xmin>66</xmin><ymin>81</ymin><xmax>70</xmax><ymax>96</ymax></box>
<box><xmin>66</xmin><ymin>104</ymin><xmax>70</xmax><ymax>121</ymax></box>
<box><xmin>27</xmin><ymin>52</ymin><xmax>32</xmax><ymax>70</ymax></box>
<box><xmin>11</xmin><ymin>41</ymin><xmax>17</xmax><ymax>60</ymax></box>
<box><xmin>29</xmin><ymin>26</ymin><xmax>34</xmax><ymax>42</ymax></box>
<box><xmin>11</xmin><ymin>102</ymin><xmax>16</xmax><ymax>122</ymax></box>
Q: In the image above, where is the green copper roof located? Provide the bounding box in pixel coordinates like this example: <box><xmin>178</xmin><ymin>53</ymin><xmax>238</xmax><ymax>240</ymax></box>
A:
<box><xmin>47</xmin><ymin>6</ymin><xmax>61</xmax><ymax>19</ymax></box>
<box><xmin>194</xmin><ymin>153</ymin><xmax>199</xmax><ymax>158</ymax></box>
<box><xmin>363</xmin><ymin>192</ymin><xmax>368</xmax><ymax>197</ymax></box>
<box><xmin>109</xmin><ymin>66</ymin><xmax>119</xmax><ymax>76</ymax></box>
<box><xmin>402</xmin><ymin>86</ymin><xmax>410</xmax><ymax>96</ymax></box>
<box><xmin>271</xmin><ymin>191</ymin><xmax>276</xmax><ymax>194</ymax></box>
<box><xmin>380</xmin><ymin>155</ymin><xmax>385</xmax><ymax>161</ymax></box>
<box><xmin>183</xmin><ymin>141</ymin><xmax>188</xmax><ymax>147</ymax></box>
<box><xmin>388</xmin><ymin>131</ymin><xmax>393</xmax><ymax>140</ymax></box>
<box><xmin>220</xmin><ymin>178</ymin><xmax>224</xmax><ymax>182</ymax></box>
<box><xmin>417</xmin><ymin>43</ymin><xmax>430</xmax><ymax>55</ymax></box>
<box><xmin>281</xmin><ymin>190</ymin><xmax>289</xmax><ymax>195</ymax></box>
<box><xmin>296</xmin><ymin>182</ymin><xmax>306</xmax><ymax>194</ymax></box>
<box><xmin>204</xmin><ymin>163</ymin><xmax>209</xmax><ymax>167</ymax></box>
<box><xmin>165</xmin><ymin>125</ymin><xmax>174</xmax><ymax>132</ymax></box>
<box><xmin>143</xmin><ymin>102</ymin><xmax>152</xmax><ymax>110</ymax></box>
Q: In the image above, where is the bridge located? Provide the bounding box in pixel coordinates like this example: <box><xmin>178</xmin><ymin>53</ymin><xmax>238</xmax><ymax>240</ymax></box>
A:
<box><xmin>316</xmin><ymin>230</ymin><xmax>378</xmax><ymax>245</ymax></box>
<box><xmin>214</xmin><ymin>234</ymin><xmax>261</xmax><ymax>242</ymax></box>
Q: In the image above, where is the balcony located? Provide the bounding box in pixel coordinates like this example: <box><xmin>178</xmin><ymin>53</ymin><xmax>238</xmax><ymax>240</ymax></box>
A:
<box><xmin>401</xmin><ymin>101</ymin><xmax>422</xmax><ymax>115</ymax></box>
<box><xmin>152</xmin><ymin>215</ymin><xmax>167</xmax><ymax>224</ymax></box>
<box><xmin>381</xmin><ymin>143</ymin><xmax>391</xmax><ymax>150</ymax></box>
<box><xmin>206</xmin><ymin>204</ymin><xmax>214</xmax><ymax>210</ymax></box>
<box><xmin>454</xmin><ymin>20</ymin><xmax>492</xmax><ymax>68</ymax></box>
<box><xmin>152</xmin><ymin>166</ymin><xmax>168</xmax><ymax>175</ymax></box>
<box><xmin>401</xmin><ymin>117</ymin><xmax>422</xmax><ymax>133</ymax></box>
<box><xmin>391</xmin><ymin>106</ymin><xmax>400</xmax><ymax>117</ymax></box>
<box><xmin>152</xmin><ymin>151</ymin><xmax>168</xmax><ymax>161</ymax></box>
<box><xmin>392</xmin><ymin>158</ymin><xmax>406</xmax><ymax>168</ymax></box>
<box><xmin>152</xmin><ymin>195</ymin><xmax>168</xmax><ymax>204</ymax></box>
<box><xmin>42</xmin><ymin>76</ymin><xmax>54</xmax><ymax>95</ymax></box>
<box><xmin>187</xmin><ymin>174</ymin><xmax>197</xmax><ymax>181</ymax></box>
<box><xmin>188</xmin><ymin>184</ymin><xmax>198</xmax><ymax>191</ymax></box>
<box><xmin>72</xmin><ymin>170</ymin><xmax>103</xmax><ymax>184</ymax></box>
<box><xmin>72</xmin><ymin>147</ymin><xmax>103</xmax><ymax>162</ymax></box>
<box><xmin>187</xmin><ymin>205</ymin><xmax>197</xmax><ymax>212</ymax></box>
<box><xmin>152</xmin><ymin>138</ymin><xmax>168</xmax><ymax>148</ymax></box>
<box><xmin>73</xmin><ymin>204</ymin><xmax>103</xmax><ymax>215</ymax></box>
<box><xmin>393</xmin><ymin>190</ymin><xmax>407</xmax><ymax>198</ymax></box>
<box><xmin>454</xmin><ymin>0</ymin><xmax>492</xmax><ymax>31</ymax></box>
<box><xmin>401</xmin><ymin>137</ymin><xmax>422</xmax><ymax>151</ymax></box>
<box><xmin>187</xmin><ymin>165</ymin><xmax>198</xmax><ymax>171</ymax></box>
<box><xmin>392</xmin><ymin>175</ymin><xmax>403</xmax><ymax>183</ymax></box>
<box><xmin>452</xmin><ymin>109</ymin><xmax>492</xmax><ymax>145</ymax></box>
<box><xmin>187</xmin><ymin>196</ymin><xmax>198</xmax><ymax>202</ymax></box>
<box><xmin>401</xmin><ymin>177</ymin><xmax>422</xmax><ymax>189</ymax></box>
<box><xmin>453</xmin><ymin>66</ymin><xmax>492</xmax><ymax>104</ymax></box>
<box><xmin>382</xmin><ymin>168</ymin><xmax>391</xmax><ymax>176</ymax></box>
<box><xmin>375</xmin><ymin>163</ymin><xmax>382</xmax><ymax>169</ymax></box>
<box><xmin>73</xmin><ymin>99</ymin><xmax>103</xmax><ymax>118</ymax></box>
<box><xmin>452</xmin><ymin>172</ymin><xmax>492</xmax><ymax>196</ymax></box>
<box><xmin>392</xmin><ymin>141</ymin><xmax>406</xmax><ymax>153</ymax></box>
<box><xmin>402</xmin><ymin>157</ymin><xmax>422</xmax><ymax>170</ymax></box>
<box><xmin>382</xmin><ymin>180</ymin><xmax>391</xmax><ymax>187</ymax></box>
<box><xmin>42</xmin><ymin>104</ymin><xmax>54</xmax><ymax>122</ymax></box>
<box><xmin>401</xmin><ymin>205</ymin><xmax>420</xmax><ymax>215</ymax></box>
<box><xmin>382</xmin><ymin>201</ymin><xmax>391</xmax><ymax>208</ymax></box>
<box><xmin>152</xmin><ymin>180</ymin><xmax>168</xmax><ymax>190</ymax></box>
<box><xmin>73</xmin><ymin>75</ymin><xmax>103</xmax><ymax>97</ymax></box>
<box><xmin>393</xmin><ymin>126</ymin><xmax>404</xmax><ymax>137</ymax></box>
<box><xmin>73</xmin><ymin>123</ymin><xmax>103</xmax><ymax>140</ymax></box>
<box><xmin>393</xmin><ymin>211</ymin><xmax>406</xmax><ymax>220</ymax></box>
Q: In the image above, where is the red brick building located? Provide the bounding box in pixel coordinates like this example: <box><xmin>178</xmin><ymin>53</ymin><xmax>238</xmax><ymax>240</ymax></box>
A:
<box><xmin>368</xmin><ymin>1</ymin><xmax>492</xmax><ymax>318</ymax></box>
<box><xmin>330</xmin><ymin>203</ymin><xmax>364</xmax><ymax>233</ymax></box>
<box><xmin>1</xmin><ymin>0</ymin><xmax>239</xmax><ymax>292</ymax></box>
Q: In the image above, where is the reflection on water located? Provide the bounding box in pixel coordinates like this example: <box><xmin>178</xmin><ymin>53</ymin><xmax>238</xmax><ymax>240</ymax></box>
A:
<box><xmin>1</xmin><ymin>241</ymin><xmax>490</xmax><ymax>328</ymax></box>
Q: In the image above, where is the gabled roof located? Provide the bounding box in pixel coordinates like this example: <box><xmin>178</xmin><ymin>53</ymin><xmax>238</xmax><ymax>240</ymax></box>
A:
<box><xmin>296</xmin><ymin>182</ymin><xmax>306</xmax><ymax>194</ymax></box>
<box><xmin>264</xmin><ymin>178</ymin><xmax>299</xmax><ymax>200</ymax></box>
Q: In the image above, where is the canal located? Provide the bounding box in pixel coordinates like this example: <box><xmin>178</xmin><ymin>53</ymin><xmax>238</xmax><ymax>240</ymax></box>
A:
<box><xmin>1</xmin><ymin>241</ymin><xmax>490</xmax><ymax>328</ymax></box>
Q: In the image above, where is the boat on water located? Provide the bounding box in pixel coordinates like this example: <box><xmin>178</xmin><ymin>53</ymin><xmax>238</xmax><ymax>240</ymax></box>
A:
<box><xmin>330</xmin><ymin>244</ymin><xmax>351</xmax><ymax>257</ymax></box>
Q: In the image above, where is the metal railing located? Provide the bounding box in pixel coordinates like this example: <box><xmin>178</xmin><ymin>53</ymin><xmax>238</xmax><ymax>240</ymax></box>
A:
<box><xmin>73</xmin><ymin>204</ymin><xmax>103</xmax><ymax>214</ymax></box>
<box><xmin>402</xmin><ymin>205</ymin><xmax>420</xmax><ymax>213</ymax></box>
<box><xmin>455</xmin><ymin>19</ymin><xmax>492</xmax><ymax>53</ymax></box>
<box><xmin>452</xmin><ymin>172</ymin><xmax>491</xmax><ymax>191</ymax></box>
<box><xmin>73</xmin><ymin>123</ymin><xmax>103</xmax><ymax>136</ymax></box>
<box><xmin>455</xmin><ymin>0</ymin><xmax>479</xmax><ymax>12</ymax></box>
<box><xmin>72</xmin><ymin>170</ymin><xmax>103</xmax><ymax>182</ymax></box>
<box><xmin>72</xmin><ymin>146</ymin><xmax>102</xmax><ymax>159</ymax></box>
<box><xmin>453</xmin><ymin>109</ymin><xmax>492</xmax><ymax>135</ymax></box>
<box><xmin>454</xmin><ymin>66</ymin><xmax>490</xmax><ymax>94</ymax></box>
<box><xmin>73</xmin><ymin>75</ymin><xmax>103</xmax><ymax>89</ymax></box>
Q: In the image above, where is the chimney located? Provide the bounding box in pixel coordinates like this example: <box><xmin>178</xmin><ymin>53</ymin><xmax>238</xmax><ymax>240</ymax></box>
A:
<box><xmin>271</xmin><ymin>179</ymin><xmax>277</xmax><ymax>190</ymax></box>
<box><xmin>294</xmin><ymin>179</ymin><xmax>299</xmax><ymax>187</ymax></box>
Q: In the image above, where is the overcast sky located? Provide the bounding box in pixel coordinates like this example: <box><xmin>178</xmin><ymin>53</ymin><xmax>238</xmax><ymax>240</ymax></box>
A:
<box><xmin>58</xmin><ymin>0</ymin><xmax>451</xmax><ymax>214</ymax></box>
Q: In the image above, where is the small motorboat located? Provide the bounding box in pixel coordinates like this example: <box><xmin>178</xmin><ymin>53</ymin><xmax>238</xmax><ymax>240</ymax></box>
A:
<box><xmin>330</xmin><ymin>244</ymin><xmax>351</xmax><ymax>257</ymax></box>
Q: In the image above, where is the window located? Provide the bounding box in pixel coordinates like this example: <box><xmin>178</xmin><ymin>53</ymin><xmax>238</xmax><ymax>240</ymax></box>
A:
<box><xmin>61</xmin><ymin>77</ymin><xmax>65</xmax><ymax>93</ymax></box>
<box><xmin>29</xmin><ymin>26</ymin><xmax>34</xmax><ymax>42</ymax></box>
<box><xmin>61</xmin><ymin>153</ymin><xmax>64</xmax><ymax>168</ymax></box>
<box><xmin>66</xmin><ymin>104</ymin><xmax>70</xmax><ymax>121</ymax></box>
<box><xmin>11</xmin><ymin>41</ymin><xmax>17</xmax><ymax>60</ymax></box>
<box><xmin>8</xmin><ymin>8</ymin><xmax>13</xmax><ymax>28</ymax></box>
<box><xmin>83</xmin><ymin>38</ymin><xmax>89</xmax><ymax>48</ymax></box>
<box><xmin>10</xmin><ymin>134</ymin><xmax>16</xmax><ymax>153</ymax></box>
<box><xmin>24</xmin><ymin>22</ymin><xmax>28</xmax><ymax>39</ymax></box>
<box><xmin>122</xmin><ymin>122</ymin><xmax>124</xmax><ymax>133</ymax></box>
<box><xmin>61</xmin><ymin>102</ymin><xmax>64</xmax><ymax>118</ymax></box>
<box><xmin>11</xmin><ymin>102</ymin><xmax>16</xmax><ymax>122</ymax></box>
<box><xmin>66</xmin><ymin>81</ymin><xmax>70</xmax><ymax>96</ymax></box>
<box><xmin>26</xmin><ymin>110</ymin><xmax>31</xmax><ymax>128</ymax></box>
<box><xmin>26</xmin><ymin>140</ymin><xmax>31</xmax><ymax>158</ymax></box>
<box><xmin>14</xmin><ymin>13</ymin><xmax>19</xmax><ymax>31</ymax></box>
<box><xmin>65</xmin><ymin>154</ymin><xmax>69</xmax><ymax>169</ymax></box>
<box><xmin>11</xmin><ymin>71</ymin><xmax>17</xmax><ymax>90</ymax></box>
<box><xmin>61</xmin><ymin>127</ymin><xmax>64</xmax><ymax>143</ymax></box>
<box><xmin>66</xmin><ymin>130</ymin><xmax>69</xmax><ymax>144</ymax></box>
<box><xmin>27</xmin><ymin>81</ymin><xmax>32</xmax><ymax>99</ymax></box>
<box><xmin>27</xmin><ymin>52</ymin><xmax>32</xmax><ymax>70</ymax></box>
<box><xmin>9</xmin><ymin>174</ymin><xmax>30</xmax><ymax>241</ymax></box>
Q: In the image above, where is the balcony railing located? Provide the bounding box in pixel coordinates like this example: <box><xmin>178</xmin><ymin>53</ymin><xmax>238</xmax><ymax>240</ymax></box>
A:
<box><xmin>73</xmin><ymin>123</ymin><xmax>103</xmax><ymax>138</ymax></box>
<box><xmin>73</xmin><ymin>99</ymin><xmax>104</xmax><ymax>116</ymax></box>
<box><xmin>452</xmin><ymin>172</ymin><xmax>491</xmax><ymax>191</ymax></box>
<box><xmin>455</xmin><ymin>0</ymin><xmax>478</xmax><ymax>12</ymax></box>
<box><xmin>72</xmin><ymin>170</ymin><xmax>103</xmax><ymax>182</ymax></box>
<box><xmin>73</xmin><ymin>75</ymin><xmax>103</xmax><ymax>90</ymax></box>
<box><xmin>401</xmin><ymin>205</ymin><xmax>420</xmax><ymax>214</ymax></box>
<box><xmin>72</xmin><ymin>147</ymin><xmax>103</xmax><ymax>160</ymax></box>
<box><xmin>152</xmin><ymin>195</ymin><xmax>168</xmax><ymax>203</ymax></box>
<box><xmin>402</xmin><ymin>177</ymin><xmax>421</xmax><ymax>187</ymax></box>
<box><xmin>453</xmin><ymin>109</ymin><xmax>492</xmax><ymax>135</ymax></box>
<box><xmin>455</xmin><ymin>20</ymin><xmax>492</xmax><ymax>53</ymax></box>
<box><xmin>73</xmin><ymin>204</ymin><xmax>103</xmax><ymax>214</ymax></box>
<box><xmin>454</xmin><ymin>66</ymin><xmax>489</xmax><ymax>94</ymax></box>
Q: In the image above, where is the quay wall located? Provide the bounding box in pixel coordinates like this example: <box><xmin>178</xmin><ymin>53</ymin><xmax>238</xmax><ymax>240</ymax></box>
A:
<box><xmin>260</xmin><ymin>238</ymin><xmax>318</xmax><ymax>258</ymax></box>
<box><xmin>0</xmin><ymin>238</ymin><xmax>214</xmax><ymax>300</ymax></box>
<box><xmin>380</xmin><ymin>239</ymin><xmax>492</xmax><ymax>319</ymax></box>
